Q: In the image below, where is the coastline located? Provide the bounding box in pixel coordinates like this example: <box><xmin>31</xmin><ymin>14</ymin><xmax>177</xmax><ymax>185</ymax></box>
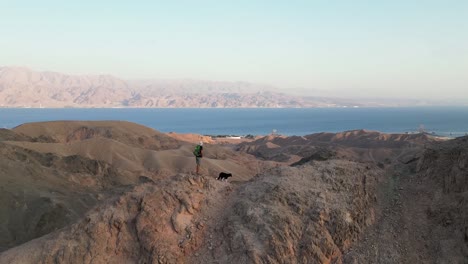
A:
<box><xmin>1</xmin><ymin>107</ymin><xmax>467</xmax><ymax>138</ymax></box>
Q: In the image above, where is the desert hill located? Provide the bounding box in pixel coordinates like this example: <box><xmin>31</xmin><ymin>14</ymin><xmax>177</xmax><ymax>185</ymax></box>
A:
<box><xmin>9</xmin><ymin>121</ymin><xmax>261</xmax><ymax>180</ymax></box>
<box><xmin>0</xmin><ymin>121</ymin><xmax>267</xmax><ymax>253</ymax></box>
<box><xmin>0</xmin><ymin>122</ymin><xmax>467</xmax><ymax>263</ymax></box>
<box><xmin>12</xmin><ymin>120</ymin><xmax>181</xmax><ymax>149</ymax></box>
<box><xmin>237</xmin><ymin>129</ymin><xmax>443</xmax><ymax>165</ymax></box>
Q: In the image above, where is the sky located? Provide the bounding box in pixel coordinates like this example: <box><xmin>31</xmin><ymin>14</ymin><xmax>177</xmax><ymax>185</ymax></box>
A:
<box><xmin>1</xmin><ymin>0</ymin><xmax>467</xmax><ymax>100</ymax></box>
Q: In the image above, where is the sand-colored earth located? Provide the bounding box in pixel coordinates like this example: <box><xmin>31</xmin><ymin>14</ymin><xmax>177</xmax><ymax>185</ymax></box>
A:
<box><xmin>0</xmin><ymin>121</ymin><xmax>466</xmax><ymax>263</ymax></box>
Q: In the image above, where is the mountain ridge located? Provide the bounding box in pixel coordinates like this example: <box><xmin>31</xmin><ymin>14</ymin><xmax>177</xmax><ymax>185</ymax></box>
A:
<box><xmin>0</xmin><ymin>66</ymin><xmax>378</xmax><ymax>108</ymax></box>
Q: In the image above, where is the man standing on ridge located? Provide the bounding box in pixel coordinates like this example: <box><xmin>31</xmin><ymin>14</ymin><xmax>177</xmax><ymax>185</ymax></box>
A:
<box><xmin>194</xmin><ymin>141</ymin><xmax>203</xmax><ymax>175</ymax></box>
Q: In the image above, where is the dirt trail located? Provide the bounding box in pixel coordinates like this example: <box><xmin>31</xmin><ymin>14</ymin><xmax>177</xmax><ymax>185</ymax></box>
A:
<box><xmin>344</xmin><ymin>166</ymin><xmax>429</xmax><ymax>263</ymax></box>
<box><xmin>188</xmin><ymin>179</ymin><xmax>240</xmax><ymax>263</ymax></box>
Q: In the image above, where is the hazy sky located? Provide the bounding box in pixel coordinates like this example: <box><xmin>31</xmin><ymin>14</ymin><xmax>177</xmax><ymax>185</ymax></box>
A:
<box><xmin>1</xmin><ymin>1</ymin><xmax>467</xmax><ymax>99</ymax></box>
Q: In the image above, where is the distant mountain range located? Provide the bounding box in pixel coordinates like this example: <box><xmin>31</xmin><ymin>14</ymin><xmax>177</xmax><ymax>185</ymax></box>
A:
<box><xmin>0</xmin><ymin>66</ymin><xmax>440</xmax><ymax>108</ymax></box>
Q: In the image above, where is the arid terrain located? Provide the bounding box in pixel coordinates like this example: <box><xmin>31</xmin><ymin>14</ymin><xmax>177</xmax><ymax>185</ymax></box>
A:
<box><xmin>0</xmin><ymin>121</ymin><xmax>466</xmax><ymax>263</ymax></box>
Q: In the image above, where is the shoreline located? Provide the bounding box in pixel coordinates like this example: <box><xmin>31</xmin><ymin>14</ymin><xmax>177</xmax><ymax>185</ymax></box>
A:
<box><xmin>1</xmin><ymin>108</ymin><xmax>467</xmax><ymax>138</ymax></box>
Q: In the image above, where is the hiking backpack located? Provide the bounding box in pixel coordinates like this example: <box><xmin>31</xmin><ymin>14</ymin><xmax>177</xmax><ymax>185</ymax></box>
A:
<box><xmin>193</xmin><ymin>145</ymin><xmax>202</xmax><ymax>157</ymax></box>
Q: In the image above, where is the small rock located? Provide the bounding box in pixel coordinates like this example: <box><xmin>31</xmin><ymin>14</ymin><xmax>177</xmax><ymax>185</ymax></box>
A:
<box><xmin>188</xmin><ymin>179</ymin><xmax>196</xmax><ymax>185</ymax></box>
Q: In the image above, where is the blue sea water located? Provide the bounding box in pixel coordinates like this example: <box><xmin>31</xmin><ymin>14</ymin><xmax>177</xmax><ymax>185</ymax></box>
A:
<box><xmin>0</xmin><ymin>107</ymin><xmax>468</xmax><ymax>137</ymax></box>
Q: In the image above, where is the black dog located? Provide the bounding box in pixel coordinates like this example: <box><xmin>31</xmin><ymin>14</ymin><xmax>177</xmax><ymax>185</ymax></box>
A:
<box><xmin>217</xmin><ymin>172</ymin><xmax>232</xmax><ymax>181</ymax></box>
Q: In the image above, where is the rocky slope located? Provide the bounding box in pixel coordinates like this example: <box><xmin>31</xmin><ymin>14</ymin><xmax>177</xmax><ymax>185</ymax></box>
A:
<box><xmin>12</xmin><ymin>120</ymin><xmax>182</xmax><ymax>150</ymax></box>
<box><xmin>0</xmin><ymin>174</ymin><xmax>213</xmax><ymax>263</ymax></box>
<box><xmin>0</xmin><ymin>160</ymin><xmax>382</xmax><ymax>263</ymax></box>
<box><xmin>237</xmin><ymin>130</ymin><xmax>441</xmax><ymax>165</ymax></box>
<box><xmin>0</xmin><ymin>121</ymin><xmax>184</xmax><ymax>251</ymax></box>
<box><xmin>414</xmin><ymin>136</ymin><xmax>468</xmax><ymax>262</ymax></box>
<box><xmin>191</xmin><ymin>160</ymin><xmax>381</xmax><ymax>263</ymax></box>
<box><xmin>0</xmin><ymin>121</ymin><xmax>265</xmax><ymax>253</ymax></box>
<box><xmin>0</xmin><ymin>139</ymin><xmax>132</xmax><ymax>252</ymax></box>
<box><xmin>344</xmin><ymin>136</ymin><xmax>468</xmax><ymax>263</ymax></box>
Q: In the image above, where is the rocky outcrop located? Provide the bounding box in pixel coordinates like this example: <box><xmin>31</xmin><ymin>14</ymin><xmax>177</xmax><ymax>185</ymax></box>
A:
<box><xmin>0</xmin><ymin>175</ymin><xmax>217</xmax><ymax>263</ymax></box>
<box><xmin>417</xmin><ymin>136</ymin><xmax>468</xmax><ymax>193</ymax></box>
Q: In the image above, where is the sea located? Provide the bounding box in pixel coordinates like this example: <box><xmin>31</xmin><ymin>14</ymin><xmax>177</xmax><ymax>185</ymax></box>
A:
<box><xmin>1</xmin><ymin>107</ymin><xmax>468</xmax><ymax>137</ymax></box>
